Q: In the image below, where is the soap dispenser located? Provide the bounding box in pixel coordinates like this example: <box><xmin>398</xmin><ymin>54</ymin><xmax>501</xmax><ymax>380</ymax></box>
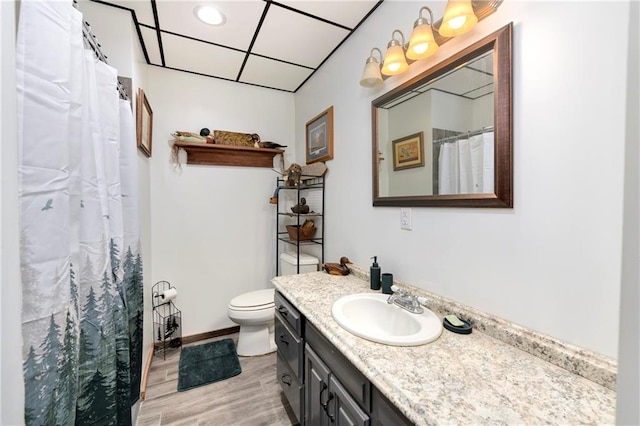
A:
<box><xmin>370</xmin><ymin>256</ymin><xmax>381</xmax><ymax>290</ymax></box>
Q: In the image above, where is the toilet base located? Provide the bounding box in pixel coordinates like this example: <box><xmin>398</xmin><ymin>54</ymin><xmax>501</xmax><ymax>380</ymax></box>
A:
<box><xmin>236</xmin><ymin>323</ymin><xmax>276</xmax><ymax>357</ymax></box>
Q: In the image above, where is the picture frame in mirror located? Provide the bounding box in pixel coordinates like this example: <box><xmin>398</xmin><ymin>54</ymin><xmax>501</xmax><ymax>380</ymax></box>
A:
<box><xmin>393</xmin><ymin>132</ymin><xmax>425</xmax><ymax>171</ymax></box>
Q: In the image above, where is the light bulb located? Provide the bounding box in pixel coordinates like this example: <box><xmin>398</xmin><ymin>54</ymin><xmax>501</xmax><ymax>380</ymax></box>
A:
<box><xmin>447</xmin><ymin>16</ymin><xmax>467</xmax><ymax>30</ymax></box>
<box><xmin>194</xmin><ymin>5</ymin><xmax>226</xmax><ymax>26</ymax></box>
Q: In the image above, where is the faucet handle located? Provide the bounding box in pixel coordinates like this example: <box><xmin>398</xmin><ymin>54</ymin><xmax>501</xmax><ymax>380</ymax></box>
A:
<box><xmin>416</xmin><ymin>296</ymin><xmax>428</xmax><ymax>307</ymax></box>
<box><xmin>390</xmin><ymin>285</ymin><xmax>403</xmax><ymax>295</ymax></box>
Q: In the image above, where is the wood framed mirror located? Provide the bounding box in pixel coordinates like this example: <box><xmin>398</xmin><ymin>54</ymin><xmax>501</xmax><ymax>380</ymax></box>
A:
<box><xmin>372</xmin><ymin>23</ymin><xmax>513</xmax><ymax>208</ymax></box>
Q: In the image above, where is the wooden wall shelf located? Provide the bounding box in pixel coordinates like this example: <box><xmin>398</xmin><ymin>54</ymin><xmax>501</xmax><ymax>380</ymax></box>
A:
<box><xmin>174</xmin><ymin>142</ymin><xmax>284</xmax><ymax>168</ymax></box>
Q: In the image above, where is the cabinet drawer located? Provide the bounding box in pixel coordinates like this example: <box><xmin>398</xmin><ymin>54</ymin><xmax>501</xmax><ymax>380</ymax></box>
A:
<box><xmin>275</xmin><ymin>312</ymin><xmax>304</xmax><ymax>379</ymax></box>
<box><xmin>275</xmin><ymin>291</ymin><xmax>303</xmax><ymax>335</ymax></box>
<box><xmin>277</xmin><ymin>352</ymin><xmax>304</xmax><ymax>424</ymax></box>
<box><xmin>306</xmin><ymin>322</ymin><xmax>371</xmax><ymax>412</ymax></box>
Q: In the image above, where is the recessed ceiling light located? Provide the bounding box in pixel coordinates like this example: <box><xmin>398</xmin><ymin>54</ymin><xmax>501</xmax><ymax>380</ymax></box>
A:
<box><xmin>194</xmin><ymin>5</ymin><xmax>226</xmax><ymax>26</ymax></box>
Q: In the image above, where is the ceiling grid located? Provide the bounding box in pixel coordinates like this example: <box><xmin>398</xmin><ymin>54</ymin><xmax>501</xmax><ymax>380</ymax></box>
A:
<box><xmin>89</xmin><ymin>0</ymin><xmax>383</xmax><ymax>92</ymax></box>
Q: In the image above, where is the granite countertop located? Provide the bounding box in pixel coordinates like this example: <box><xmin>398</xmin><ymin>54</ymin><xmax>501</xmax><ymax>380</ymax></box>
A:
<box><xmin>271</xmin><ymin>270</ymin><xmax>616</xmax><ymax>425</ymax></box>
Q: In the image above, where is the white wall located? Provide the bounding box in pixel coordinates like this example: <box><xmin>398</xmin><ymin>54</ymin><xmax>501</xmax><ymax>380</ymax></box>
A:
<box><xmin>0</xmin><ymin>1</ymin><xmax>26</xmax><ymax>423</ymax></box>
<box><xmin>147</xmin><ymin>67</ymin><xmax>295</xmax><ymax>335</ymax></box>
<box><xmin>616</xmin><ymin>0</ymin><xmax>640</xmax><ymax>421</ymax></box>
<box><xmin>294</xmin><ymin>1</ymin><xmax>628</xmax><ymax>359</ymax></box>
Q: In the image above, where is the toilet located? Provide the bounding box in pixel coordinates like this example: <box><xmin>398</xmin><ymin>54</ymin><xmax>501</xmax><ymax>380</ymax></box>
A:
<box><xmin>227</xmin><ymin>288</ymin><xmax>276</xmax><ymax>357</ymax></box>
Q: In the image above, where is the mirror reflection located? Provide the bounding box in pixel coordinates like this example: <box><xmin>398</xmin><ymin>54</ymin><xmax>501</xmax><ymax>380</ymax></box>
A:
<box><xmin>372</xmin><ymin>23</ymin><xmax>512</xmax><ymax>208</ymax></box>
<box><xmin>377</xmin><ymin>50</ymin><xmax>494</xmax><ymax>197</ymax></box>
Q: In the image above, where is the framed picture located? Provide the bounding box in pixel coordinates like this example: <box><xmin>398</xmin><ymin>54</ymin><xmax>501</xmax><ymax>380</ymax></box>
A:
<box><xmin>392</xmin><ymin>132</ymin><xmax>424</xmax><ymax>171</ymax></box>
<box><xmin>305</xmin><ymin>106</ymin><xmax>333</xmax><ymax>164</ymax></box>
<box><xmin>136</xmin><ymin>88</ymin><xmax>153</xmax><ymax>157</ymax></box>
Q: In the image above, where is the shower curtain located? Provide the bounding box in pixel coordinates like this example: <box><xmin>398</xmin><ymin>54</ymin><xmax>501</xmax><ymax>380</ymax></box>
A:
<box><xmin>17</xmin><ymin>1</ymin><xmax>143</xmax><ymax>425</ymax></box>
<box><xmin>438</xmin><ymin>132</ymin><xmax>494</xmax><ymax>194</ymax></box>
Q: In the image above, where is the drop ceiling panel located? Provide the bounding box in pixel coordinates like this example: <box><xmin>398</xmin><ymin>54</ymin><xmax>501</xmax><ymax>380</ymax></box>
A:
<box><xmin>140</xmin><ymin>26</ymin><xmax>162</xmax><ymax>65</ymax></box>
<box><xmin>155</xmin><ymin>1</ymin><xmax>266</xmax><ymax>51</ymax></box>
<box><xmin>89</xmin><ymin>0</ymin><xmax>381</xmax><ymax>92</ymax></box>
<box><xmin>162</xmin><ymin>33</ymin><xmax>246</xmax><ymax>80</ymax></box>
<box><xmin>252</xmin><ymin>6</ymin><xmax>350</xmax><ymax>68</ymax></box>
<box><xmin>100</xmin><ymin>0</ymin><xmax>156</xmax><ymax>26</ymax></box>
<box><xmin>240</xmin><ymin>55</ymin><xmax>313</xmax><ymax>92</ymax></box>
<box><xmin>430</xmin><ymin>68</ymin><xmax>494</xmax><ymax>98</ymax></box>
<box><xmin>278</xmin><ymin>1</ymin><xmax>379</xmax><ymax>28</ymax></box>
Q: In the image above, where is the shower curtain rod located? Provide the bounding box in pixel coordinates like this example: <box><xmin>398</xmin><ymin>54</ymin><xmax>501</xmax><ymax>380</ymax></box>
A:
<box><xmin>433</xmin><ymin>126</ymin><xmax>494</xmax><ymax>144</ymax></box>
<box><xmin>73</xmin><ymin>0</ymin><xmax>129</xmax><ymax>101</ymax></box>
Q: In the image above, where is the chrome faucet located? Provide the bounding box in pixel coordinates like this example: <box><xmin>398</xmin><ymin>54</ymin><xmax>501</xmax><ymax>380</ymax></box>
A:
<box><xmin>387</xmin><ymin>285</ymin><xmax>428</xmax><ymax>314</ymax></box>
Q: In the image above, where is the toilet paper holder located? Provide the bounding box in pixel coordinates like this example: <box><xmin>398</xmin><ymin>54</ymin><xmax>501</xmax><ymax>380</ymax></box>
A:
<box><xmin>152</xmin><ymin>281</ymin><xmax>182</xmax><ymax>359</ymax></box>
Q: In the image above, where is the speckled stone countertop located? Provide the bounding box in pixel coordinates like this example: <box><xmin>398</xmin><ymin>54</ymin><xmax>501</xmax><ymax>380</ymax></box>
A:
<box><xmin>271</xmin><ymin>268</ymin><xmax>616</xmax><ymax>425</ymax></box>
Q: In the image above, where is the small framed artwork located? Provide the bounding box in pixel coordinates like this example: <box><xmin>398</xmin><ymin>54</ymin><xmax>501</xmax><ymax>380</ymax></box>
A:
<box><xmin>136</xmin><ymin>88</ymin><xmax>153</xmax><ymax>157</ymax></box>
<box><xmin>392</xmin><ymin>132</ymin><xmax>424</xmax><ymax>171</ymax></box>
<box><xmin>305</xmin><ymin>106</ymin><xmax>334</xmax><ymax>164</ymax></box>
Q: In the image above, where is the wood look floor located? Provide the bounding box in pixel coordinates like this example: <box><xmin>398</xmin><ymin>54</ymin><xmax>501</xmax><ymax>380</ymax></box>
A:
<box><xmin>138</xmin><ymin>334</ymin><xmax>298</xmax><ymax>426</ymax></box>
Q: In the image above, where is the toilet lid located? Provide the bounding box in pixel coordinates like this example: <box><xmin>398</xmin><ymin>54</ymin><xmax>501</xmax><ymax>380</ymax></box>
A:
<box><xmin>229</xmin><ymin>289</ymin><xmax>274</xmax><ymax>310</ymax></box>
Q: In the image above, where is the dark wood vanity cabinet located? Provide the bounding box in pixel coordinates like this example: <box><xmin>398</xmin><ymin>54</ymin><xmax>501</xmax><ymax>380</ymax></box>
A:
<box><xmin>275</xmin><ymin>291</ymin><xmax>411</xmax><ymax>426</ymax></box>
<box><xmin>305</xmin><ymin>345</ymin><xmax>369</xmax><ymax>426</ymax></box>
<box><xmin>275</xmin><ymin>292</ymin><xmax>304</xmax><ymax>423</ymax></box>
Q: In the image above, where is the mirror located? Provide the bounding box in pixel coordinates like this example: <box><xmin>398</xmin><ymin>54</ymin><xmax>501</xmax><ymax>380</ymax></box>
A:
<box><xmin>372</xmin><ymin>23</ymin><xmax>512</xmax><ymax>208</ymax></box>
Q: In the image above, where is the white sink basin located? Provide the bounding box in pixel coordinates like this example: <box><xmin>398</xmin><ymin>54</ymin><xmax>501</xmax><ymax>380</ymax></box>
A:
<box><xmin>332</xmin><ymin>293</ymin><xmax>442</xmax><ymax>346</ymax></box>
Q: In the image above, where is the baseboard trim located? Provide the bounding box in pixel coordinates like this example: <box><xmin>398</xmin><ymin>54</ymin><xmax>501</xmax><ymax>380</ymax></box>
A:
<box><xmin>181</xmin><ymin>326</ymin><xmax>240</xmax><ymax>345</ymax></box>
<box><xmin>140</xmin><ymin>343</ymin><xmax>154</xmax><ymax>401</ymax></box>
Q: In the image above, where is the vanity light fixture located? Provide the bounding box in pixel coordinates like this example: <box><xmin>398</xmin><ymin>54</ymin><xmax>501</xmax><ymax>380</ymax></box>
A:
<box><xmin>360</xmin><ymin>48</ymin><xmax>384</xmax><ymax>87</ymax></box>
<box><xmin>407</xmin><ymin>7</ymin><xmax>439</xmax><ymax>60</ymax></box>
<box><xmin>438</xmin><ymin>0</ymin><xmax>478</xmax><ymax>37</ymax></box>
<box><xmin>194</xmin><ymin>4</ymin><xmax>226</xmax><ymax>26</ymax></box>
<box><xmin>381</xmin><ymin>30</ymin><xmax>409</xmax><ymax>76</ymax></box>
<box><xmin>359</xmin><ymin>1</ymin><xmax>503</xmax><ymax>88</ymax></box>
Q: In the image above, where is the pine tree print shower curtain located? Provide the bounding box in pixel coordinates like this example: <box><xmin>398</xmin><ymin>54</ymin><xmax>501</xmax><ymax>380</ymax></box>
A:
<box><xmin>16</xmin><ymin>1</ymin><xmax>144</xmax><ymax>424</ymax></box>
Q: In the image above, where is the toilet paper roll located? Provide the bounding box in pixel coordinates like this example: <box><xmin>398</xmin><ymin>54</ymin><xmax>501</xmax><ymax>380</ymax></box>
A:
<box><xmin>159</xmin><ymin>287</ymin><xmax>178</xmax><ymax>302</ymax></box>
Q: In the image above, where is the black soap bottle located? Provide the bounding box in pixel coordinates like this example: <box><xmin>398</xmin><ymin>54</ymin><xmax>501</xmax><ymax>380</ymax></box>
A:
<box><xmin>370</xmin><ymin>256</ymin><xmax>381</xmax><ymax>290</ymax></box>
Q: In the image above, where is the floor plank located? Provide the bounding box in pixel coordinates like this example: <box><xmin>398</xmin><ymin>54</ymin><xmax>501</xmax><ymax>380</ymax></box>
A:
<box><xmin>138</xmin><ymin>333</ymin><xmax>299</xmax><ymax>426</ymax></box>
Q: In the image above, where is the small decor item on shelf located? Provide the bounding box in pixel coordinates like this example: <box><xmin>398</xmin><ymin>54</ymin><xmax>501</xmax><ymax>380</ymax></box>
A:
<box><xmin>199</xmin><ymin>128</ymin><xmax>215</xmax><ymax>143</ymax></box>
<box><xmin>284</xmin><ymin>163</ymin><xmax>302</xmax><ymax>186</ymax></box>
<box><xmin>286</xmin><ymin>219</ymin><xmax>316</xmax><ymax>241</ymax></box>
<box><xmin>301</xmin><ymin>162</ymin><xmax>328</xmax><ymax>178</ymax></box>
<box><xmin>291</xmin><ymin>197</ymin><xmax>310</xmax><ymax>214</ymax></box>
<box><xmin>212</xmin><ymin>130</ymin><xmax>255</xmax><ymax>147</ymax></box>
<box><xmin>171</xmin><ymin>130</ymin><xmax>207</xmax><ymax>143</ymax></box>
<box><xmin>322</xmin><ymin>256</ymin><xmax>352</xmax><ymax>276</ymax></box>
<box><xmin>269</xmin><ymin>186</ymin><xmax>280</xmax><ymax>204</ymax></box>
<box><xmin>252</xmin><ymin>133</ymin><xmax>287</xmax><ymax>149</ymax></box>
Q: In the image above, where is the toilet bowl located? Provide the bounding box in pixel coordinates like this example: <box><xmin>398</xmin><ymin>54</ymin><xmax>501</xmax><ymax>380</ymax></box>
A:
<box><xmin>227</xmin><ymin>289</ymin><xmax>276</xmax><ymax>357</ymax></box>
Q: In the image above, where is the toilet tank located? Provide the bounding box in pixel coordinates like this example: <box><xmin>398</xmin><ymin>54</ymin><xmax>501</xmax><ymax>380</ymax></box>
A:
<box><xmin>279</xmin><ymin>252</ymin><xmax>319</xmax><ymax>276</ymax></box>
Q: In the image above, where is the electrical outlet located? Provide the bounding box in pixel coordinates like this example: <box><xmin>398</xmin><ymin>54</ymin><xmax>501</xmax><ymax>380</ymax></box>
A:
<box><xmin>400</xmin><ymin>208</ymin><xmax>412</xmax><ymax>230</ymax></box>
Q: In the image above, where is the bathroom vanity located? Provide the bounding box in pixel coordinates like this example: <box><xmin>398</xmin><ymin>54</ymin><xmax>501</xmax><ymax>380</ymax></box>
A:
<box><xmin>275</xmin><ymin>290</ymin><xmax>410</xmax><ymax>425</ymax></box>
<box><xmin>272</xmin><ymin>268</ymin><xmax>616</xmax><ymax>425</ymax></box>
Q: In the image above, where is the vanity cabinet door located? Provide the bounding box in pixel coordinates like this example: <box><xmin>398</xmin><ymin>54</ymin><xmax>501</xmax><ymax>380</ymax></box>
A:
<box><xmin>305</xmin><ymin>344</ymin><xmax>331</xmax><ymax>426</ymax></box>
<box><xmin>276</xmin><ymin>311</ymin><xmax>304</xmax><ymax>379</ymax></box>
<box><xmin>329</xmin><ymin>376</ymin><xmax>370</xmax><ymax>426</ymax></box>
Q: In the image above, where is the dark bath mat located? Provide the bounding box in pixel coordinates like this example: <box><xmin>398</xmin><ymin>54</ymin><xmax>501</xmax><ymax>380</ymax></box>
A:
<box><xmin>177</xmin><ymin>338</ymin><xmax>242</xmax><ymax>392</ymax></box>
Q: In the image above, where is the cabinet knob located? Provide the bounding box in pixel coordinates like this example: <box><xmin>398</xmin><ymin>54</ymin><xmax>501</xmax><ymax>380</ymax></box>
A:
<box><xmin>278</xmin><ymin>306</ymin><xmax>288</xmax><ymax>316</ymax></box>
<box><xmin>279</xmin><ymin>335</ymin><xmax>289</xmax><ymax>345</ymax></box>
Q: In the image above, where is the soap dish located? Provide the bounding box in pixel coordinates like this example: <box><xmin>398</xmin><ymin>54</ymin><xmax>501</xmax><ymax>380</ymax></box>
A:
<box><xmin>443</xmin><ymin>315</ymin><xmax>472</xmax><ymax>334</ymax></box>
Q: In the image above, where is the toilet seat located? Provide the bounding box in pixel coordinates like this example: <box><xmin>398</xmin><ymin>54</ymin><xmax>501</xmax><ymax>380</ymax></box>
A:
<box><xmin>229</xmin><ymin>289</ymin><xmax>274</xmax><ymax>311</ymax></box>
